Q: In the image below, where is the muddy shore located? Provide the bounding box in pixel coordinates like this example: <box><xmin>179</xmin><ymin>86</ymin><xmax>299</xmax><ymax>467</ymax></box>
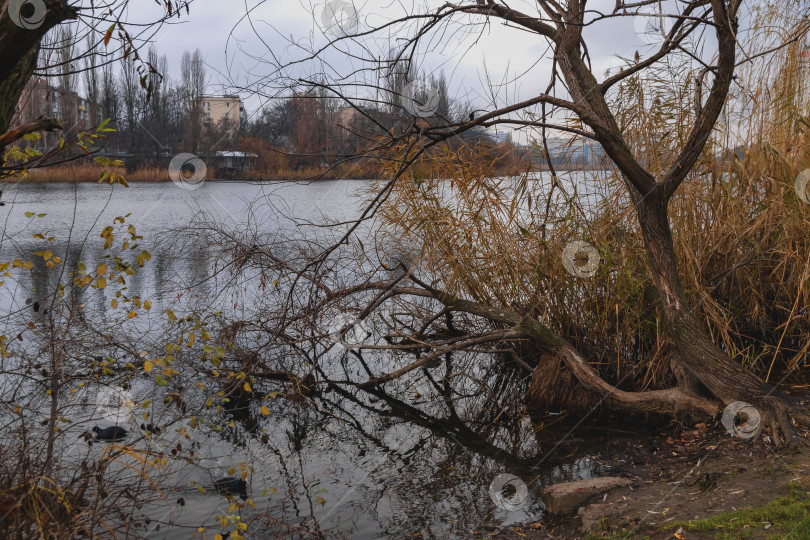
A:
<box><xmin>492</xmin><ymin>419</ymin><xmax>810</xmax><ymax>539</ymax></box>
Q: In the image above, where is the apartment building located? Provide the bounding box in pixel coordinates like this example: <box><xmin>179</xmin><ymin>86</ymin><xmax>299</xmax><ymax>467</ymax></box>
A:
<box><xmin>13</xmin><ymin>78</ymin><xmax>102</xmax><ymax>147</ymax></box>
<box><xmin>200</xmin><ymin>95</ymin><xmax>245</xmax><ymax>130</ymax></box>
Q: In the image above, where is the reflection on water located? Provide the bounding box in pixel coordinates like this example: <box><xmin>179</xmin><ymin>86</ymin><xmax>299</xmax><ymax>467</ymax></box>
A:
<box><xmin>0</xmin><ymin>179</ymin><xmax>633</xmax><ymax>538</ymax></box>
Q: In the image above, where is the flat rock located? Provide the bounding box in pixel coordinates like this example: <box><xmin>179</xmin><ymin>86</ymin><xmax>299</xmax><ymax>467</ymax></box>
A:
<box><xmin>541</xmin><ymin>477</ymin><xmax>632</xmax><ymax>515</ymax></box>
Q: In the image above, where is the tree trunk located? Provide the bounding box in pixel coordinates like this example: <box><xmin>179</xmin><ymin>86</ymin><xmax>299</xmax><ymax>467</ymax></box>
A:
<box><xmin>637</xmin><ymin>193</ymin><xmax>772</xmax><ymax>401</ymax></box>
<box><xmin>544</xmin><ymin>4</ymin><xmax>806</xmax><ymax>444</ymax></box>
<box><xmin>0</xmin><ymin>44</ymin><xmax>38</xmax><ymax>134</ymax></box>
<box><xmin>519</xmin><ymin>318</ymin><xmax>720</xmax><ymax>419</ymax></box>
<box><xmin>0</xmin><ymin>0</ymin><xmax>78</xmax><ymax>134</ymax></box>
<box><xmin>635</xmin><ymin>192</ymin><xmax>803</xmax><ymax>445</ymax></box>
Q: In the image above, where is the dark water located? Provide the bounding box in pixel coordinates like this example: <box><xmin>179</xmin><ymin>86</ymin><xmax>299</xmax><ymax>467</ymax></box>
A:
<box><xmin>0</xmin><ymin>179</ymin><xmax>635</xmax><ymax>539</ymax></box>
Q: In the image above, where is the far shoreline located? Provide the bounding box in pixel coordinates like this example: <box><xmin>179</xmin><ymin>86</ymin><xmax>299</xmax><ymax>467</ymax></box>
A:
<box><xmin>13</xmin><ymin>167</ymin><xmax>609</xmax><ymax>185</ymax></box>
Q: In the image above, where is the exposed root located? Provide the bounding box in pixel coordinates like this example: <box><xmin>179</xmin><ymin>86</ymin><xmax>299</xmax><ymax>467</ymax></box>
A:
<box><xmin>756</xmin><ymin>396</ymin><xmax>807</xmax><ymax>448</ymax></box>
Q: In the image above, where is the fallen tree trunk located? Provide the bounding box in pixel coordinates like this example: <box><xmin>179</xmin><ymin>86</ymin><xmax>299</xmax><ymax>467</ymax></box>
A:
<box><xmin>360</xmin><ymin>283</ymin><xmax>721</xmax><ymax>421</ymax></box>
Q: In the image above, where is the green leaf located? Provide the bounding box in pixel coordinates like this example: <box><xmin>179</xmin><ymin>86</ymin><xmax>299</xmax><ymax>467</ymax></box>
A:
<box><xmin>155</xmin><ymin>375</ymin><xmax>167</xmax><ymax>386</ymax></box>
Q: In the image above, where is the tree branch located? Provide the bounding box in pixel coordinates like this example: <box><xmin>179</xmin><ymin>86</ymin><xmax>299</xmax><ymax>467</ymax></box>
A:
<box><xmin>659</xmin><ymin>0</ymin><xmax>737</xmax><ymax>198</ymax></box>
<box><xmin>0</xmin><ymin>117</ymin><xmax>61</xmax><ymax>148</ymax></box>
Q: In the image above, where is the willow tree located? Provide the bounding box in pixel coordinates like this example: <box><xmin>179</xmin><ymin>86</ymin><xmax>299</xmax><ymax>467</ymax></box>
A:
<box><xmin>229</xmin><ymin>0</ymin><xmax>810</xmax><ymax>446</ymax></box>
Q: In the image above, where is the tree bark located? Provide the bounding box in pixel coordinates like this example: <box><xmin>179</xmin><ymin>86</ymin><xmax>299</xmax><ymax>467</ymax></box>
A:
<box><xmin>0</xmin><ymin>0</ymin><xmax>79</xmax><ymax>133</ymax></box>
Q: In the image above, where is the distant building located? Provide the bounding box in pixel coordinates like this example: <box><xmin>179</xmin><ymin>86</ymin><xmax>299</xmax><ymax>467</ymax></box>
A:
<box><xmin>12</xmin><ymin>78</ymin><xmax>102</xmax><ymax>148</ymax></box>
<box><xmin>526</xmin><ymin>136</ymin><xmax>606</xmax><ymax>169</ymax></box>
<box><xmin>214</xmin><ymin>151</ymin><xmax>258</xmax><ymax>174</ymax></box>
<box><xmin>199</xmin><ymin>95</ymin><xmax>245</xmax><ymax>131</ymax></box>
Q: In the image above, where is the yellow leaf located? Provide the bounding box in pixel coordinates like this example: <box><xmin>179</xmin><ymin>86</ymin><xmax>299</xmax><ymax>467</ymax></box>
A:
<box><xmin>166</xmin><ymin>310</ymin><xmax>176</xmax><ymax>321</ymax></box>
<box><xmin>97</xmin><ymin>277</ymin><xmax>107</xmax><ymax>290</ymax></box>
<box><xmin>215</xmin><ymin>534</ymin><xmax>223</xmax><ymax>540</ymax></box>
<box><xmin>188</xmin><ymin>333</ymin><xmax>195</xmax><ymax>347</ymax></box>
<box><xmin>260</xmin><ymin>405</ymin><xmax>270</xmax><ymax>416</ymax></box>
<box><xmin>243</xmin><ymin>382</ymin><xmax>252</xmax><ymax>393</ymax></box>
<box><xmin>97</xmin><ymin>263</ymin><xmax>108</xmax><ymax>275</ymax></box>
<box><xmin>111</xmin><ymin>299</ymin><xmax>118</xmax><ymax>308</ymax></box>
<box><xmin>52</xmin><ymin>257</ymin><xmax>62</xmax><ymax>264</ymax></box>
<box><xmin>22</xmin><ymin>261</ymin><xmax>33</xmax><ymax>270</ymax></box>
<box><xmin>228</xmin><ymin>466</ymin><xmax>236</xmax><ymax>474</ymax></box>
<box><xmin>128</xmin><ymin>311</ymin><xmax>137</xmax><ymax>319</ymax></box>
<box><xmin>144</xmin><ymin>361</ymin><xmax>153</xmax><ymax>373</ymax></box>
<box><xmin>144</xmin><ymin>300</ymin><xmax>152</xmax><ymax>310</ymax></box>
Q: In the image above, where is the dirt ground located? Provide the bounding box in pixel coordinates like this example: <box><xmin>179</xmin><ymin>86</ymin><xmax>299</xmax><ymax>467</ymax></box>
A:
<box><xmin>493</xmin><ymin>420</ymin><xmax>810</xmax><ymax>539</ymax></box>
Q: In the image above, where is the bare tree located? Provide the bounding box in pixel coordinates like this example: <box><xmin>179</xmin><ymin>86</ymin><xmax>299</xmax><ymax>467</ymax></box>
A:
<box><xmin>181</xmin><ymin>48</ymin><xmax>206</xmax><ymax>153</ymax></box>
<box><xmin>233</xmin><ymin>0</ymin><xmax>810</xmax><ymax>445</ymax></box>
<box><xmin>56</xmin><ymin>25</ymin><xmax>78</xmax><ymax>129</ymax></box>
<box><xmin>82</xmin><ymin>36</ymin><xmax>100</xmax><ymax>127</ymax></box>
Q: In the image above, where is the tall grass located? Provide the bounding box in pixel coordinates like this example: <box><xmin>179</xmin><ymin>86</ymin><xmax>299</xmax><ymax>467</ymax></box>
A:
<box><xmin>20</xmin><ymin>163</ymin><xmax>166</xmax><ymax>183</ymax></box>
<box><xmin>17</xmin><ymin>162</ymin><xmax>383</xmax><ymax>182</ymax></box>
<box><xmin>378</xmin><ymin>4</ymin><xmax>810</xmax><ymax>398</ymax></box>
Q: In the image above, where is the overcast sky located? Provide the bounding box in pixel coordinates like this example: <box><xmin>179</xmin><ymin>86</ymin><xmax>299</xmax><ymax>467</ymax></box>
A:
<box><xmin>111</xmin><ymin>0</ymin><xmax>700</xmax><ymax>142</ymax></box>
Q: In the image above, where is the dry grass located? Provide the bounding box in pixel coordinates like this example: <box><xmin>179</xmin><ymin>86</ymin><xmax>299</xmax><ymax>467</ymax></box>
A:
<box><xmin>16</xmin><ymin>162</ymin><xmax>381</xmax><ymax>182</ymax></box>
<box><xmin>378</xmin><ymin>6</ymin><xmax>810</xmax><ymax>393</ymax></box>
<box><xmin>20</xmin><ymin>163</ymin><xmax>166</xmax><ymax>183</ymax></box>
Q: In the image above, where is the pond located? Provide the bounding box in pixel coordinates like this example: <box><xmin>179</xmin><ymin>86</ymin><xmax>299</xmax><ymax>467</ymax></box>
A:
<box><xmin>0</xmin><ymin>178</ymin><xmax>641</xmax><ymax>539</ymax></box>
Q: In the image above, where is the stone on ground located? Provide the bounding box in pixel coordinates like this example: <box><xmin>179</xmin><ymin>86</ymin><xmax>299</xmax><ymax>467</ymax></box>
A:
<box><xmin>541</xmin><ymin>477</ymin><xmax>632</xmax><ymax>515</ymax></box>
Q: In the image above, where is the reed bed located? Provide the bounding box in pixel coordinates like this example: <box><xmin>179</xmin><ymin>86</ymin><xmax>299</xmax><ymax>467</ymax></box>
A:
<box><xmin>378</xmin><ymin>7</ymin><xmax>810</xmax><ymax>397</ymax></box>
<box><xmin>13</xmin><ymin>163</ymin><xmax>380</xmax><ymax>183</ymax></box>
